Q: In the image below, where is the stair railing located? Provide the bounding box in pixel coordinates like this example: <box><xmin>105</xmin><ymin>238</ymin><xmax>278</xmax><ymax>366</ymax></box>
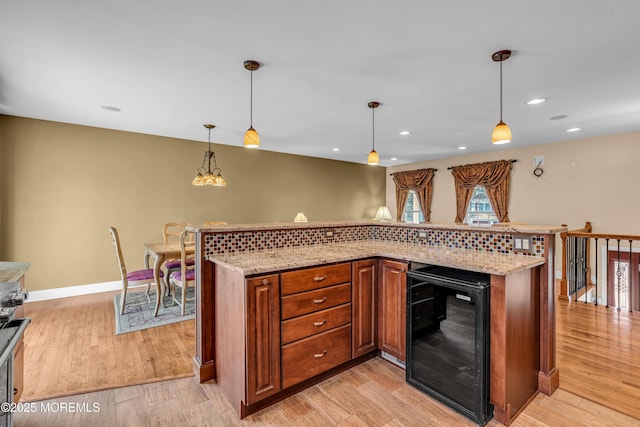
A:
<box><xmin>560</xmin><ymin>221</ymin><xmax>640</xmax><ymax>311</ymax></box>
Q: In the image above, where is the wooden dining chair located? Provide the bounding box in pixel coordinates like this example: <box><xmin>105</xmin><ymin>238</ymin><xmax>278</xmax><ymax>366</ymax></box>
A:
<box><xmin>162</xmin><ymin>222</ymin><xmax>192</xmax><ymax>243</ymax></box>
<box><xmin>161</xmin><ymin>222</ymin><xmax>195</xmax><ymax>290</ymax></box>
<box><xmin>109</xmin><ymin>226</ymin><xmax>162</xmax><ymax>315</ymax></box>
<box><xmin>169</xmin><ymin>230</ymin><xmax>196</xmax><ymax>315</ymax></box>
<box><xmin>203</xmin><ymin>221</ymin><xmax>228</xmax><ymax>226</ymax></box>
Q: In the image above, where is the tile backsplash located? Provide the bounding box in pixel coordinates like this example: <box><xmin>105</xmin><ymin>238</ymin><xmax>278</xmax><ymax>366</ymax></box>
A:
<box><xmin>202</xmin><ymin>224</ymin><xmax>545</xmax><ymax>258</ymax></box>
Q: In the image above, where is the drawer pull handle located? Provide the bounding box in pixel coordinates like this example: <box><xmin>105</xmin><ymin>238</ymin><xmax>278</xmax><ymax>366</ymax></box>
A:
<box><xmin>261</xmin><ymin>279</ymin><xmax>270</xmax><ymax>285</ymax></box>
<box><xmin>313</xmin><ymin>319</ymin><xmax>327</xmax><ymax>327</ymax></box>
<box><xmin>314</xmin><ymin>350</ymin><xmax>328</xmax><ymax>359</ymax></box>
<box><xmin>313</xmin><ymin>276</ymin><xmax>327</xmax><ymax>282</ymax></box>
<box><xmin>312</xmin><ymin>297</ymin><xmax>327</xmax><ymax>304</ymax></box>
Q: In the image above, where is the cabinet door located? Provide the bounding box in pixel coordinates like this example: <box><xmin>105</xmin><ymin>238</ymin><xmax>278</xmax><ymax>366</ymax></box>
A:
<box><xmin>246</xmin><ymin>274</ymin><xmax>281</xmax><ymax>404</ymax></box>
<box><xmin>352</xmin><ymin>259</ymin><xmax>377</xmax><ymax>358</ymax></box>
<box><xmin>378</xmin><ymin>259</ymin><xmax>407</xmax><ymax>362</ymax></box>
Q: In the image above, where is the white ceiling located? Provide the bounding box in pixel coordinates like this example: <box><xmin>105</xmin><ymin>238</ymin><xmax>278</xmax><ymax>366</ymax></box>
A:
<box><xmin>2</xmin><ymin>1</ymin><xmax>640</xmax><ymax>166</ymax></box>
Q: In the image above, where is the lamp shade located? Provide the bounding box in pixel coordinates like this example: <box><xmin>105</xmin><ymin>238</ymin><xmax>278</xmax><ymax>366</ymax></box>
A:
<box><xmin>244</xmin><ymin>126</ymin><xmax>260</xmax><ymax>148</ymax></box>
<box><xmin>492</xmin><ymin>120</ymin><xmax>512</xmax><ymax>144</ymax></box>
<box><xmin>367</xmin><ymin>149</ymin><xmax>379</xmax><ymax>165</ymax></box>
<box><xmin>374</xmin><ymin>206</ymin><xmax>393</xmax><ymax>221</ymax></box>
<box><xmin>293</xmin><ymin>212</ymin><xmax>308</xmax><ymax>223</ymax></box>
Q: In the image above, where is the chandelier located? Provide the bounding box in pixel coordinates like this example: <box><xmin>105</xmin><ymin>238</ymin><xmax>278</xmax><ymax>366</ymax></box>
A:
<box><xmin>192</xmin><ymin>124</ymin><xmax>227</xmax><ymax>187</ymax></box>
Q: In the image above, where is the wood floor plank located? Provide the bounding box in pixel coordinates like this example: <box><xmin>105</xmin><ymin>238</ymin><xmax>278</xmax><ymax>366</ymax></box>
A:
<box><xmin>16</xmin><ymin>359</ymin><xmax>640</xmax><ymax>426</ymax></box>
<box><xmin>22</xmin><ymin>290</ymin><xmax>195</xmax><ymax>401</ymax></box>
<box><xmin>556</xmin><ymin>296</ymin><xmax>640</xmax><ymax>420</ymax></box>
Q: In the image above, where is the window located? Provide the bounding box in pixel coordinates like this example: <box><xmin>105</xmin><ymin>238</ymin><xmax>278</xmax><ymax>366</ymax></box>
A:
<box><xmin>403</xmin><ymin>190</ymin><xmax>425</xmax><ymax>223</ymax></box>
<box><xmin>464</xmin><ymin>186</ymin><xmax>499</xmax><ymax>226</ymax></box>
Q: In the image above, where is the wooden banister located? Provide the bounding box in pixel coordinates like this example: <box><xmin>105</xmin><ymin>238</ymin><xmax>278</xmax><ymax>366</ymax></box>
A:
<box><xmin>560</xmin><ymin>222</ymin><xmax>592</xmax><ymax>301</ymax></box>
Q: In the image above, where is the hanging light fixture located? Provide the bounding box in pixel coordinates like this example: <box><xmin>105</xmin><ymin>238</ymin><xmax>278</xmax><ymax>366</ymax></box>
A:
<box><xmin>367</xmin><ymin>101</ymin><xmax>380</xmax><ymax>165</ymax></box>
<box><xmin>491</xmin><ymin>49</ymin><xmax>512</xmax><ymax>145</ymax></box>
<box><xmin>192</xmin><ymin>124</ymin><xmax>227</xmax><ymax>187</ymax></box>
<box><xmin>243</xmin><ymin>60</ymin><xmax>261</xmax><ymax>148</ymax></box>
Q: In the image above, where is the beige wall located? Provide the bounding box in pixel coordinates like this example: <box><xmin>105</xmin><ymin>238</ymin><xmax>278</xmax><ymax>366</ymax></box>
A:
<box><xmin>386</xmin><ymin>131</ymin><xmax>640</xmax><ymax>273</ymax></box>
<box><xmin>0</xmin><ymin>116</ymin><xmax>386</xmax><ymax>291</ymax></box>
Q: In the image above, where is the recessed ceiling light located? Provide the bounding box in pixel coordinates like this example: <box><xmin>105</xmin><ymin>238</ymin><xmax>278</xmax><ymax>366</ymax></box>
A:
<box><xmin>399</xmin><ymin>131</ymin><xmax>411</xmax><ymax>136</ymax></box>
<box><xmin>331</xmin><ymin>147</ymin><xmax>340</xmax><ymax>151</ymax></box>
<box><xmin>390</xmin><ymin>157</ymin><xmax>398</xmax><ymax>161</ymax></box>
<box><xmin>101</xmin><ymin>105</ymin><xmax>121</xmax><ymax>112</ymax></box>
<box><xmin>458</xmin><ymin>146</ymin><xmax>467</xmax><ymax>150</ymax></box>
<box><xmin>526</xmin><ymin>97</ymin><xmax>547</xmax><ymax>105</ymax></box>
<box><xmin>566</xmin><ymin>127</ymin><xmax>581</xmax><ymax>132</ymax></box>
<box><xmin>550</xmin><ymin>115</ymin><xmax>568</xmax><ymax>120</ymax></box>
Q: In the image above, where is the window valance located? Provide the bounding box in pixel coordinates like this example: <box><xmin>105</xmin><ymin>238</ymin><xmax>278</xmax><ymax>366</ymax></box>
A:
<box><xmin>391</xmin><ymin>168</ymin><xmax>436</xmax><ymax>222</ymax></box>
<box><xmin>450</xmin><ymin>160</ymin><xmax>512</xmax><ymax>223</ymax></box>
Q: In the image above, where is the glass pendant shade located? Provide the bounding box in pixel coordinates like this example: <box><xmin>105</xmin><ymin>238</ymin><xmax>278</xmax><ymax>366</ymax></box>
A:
<box><xmin>492</xmin><ymin>120</ymin><xmax>512</xmax><ymax>144</ymax></box>
<box><xmin>192</xmin><ymin>173</ymin><xmax>205</xmax><ymax>186</ymax></box>
<box><xmin>244</xmin><ymin>126</ymin><xmax>260</xmax><ymax>148</ymax></box>
<box><xmin>368</xmin><ymin>149</ymin><xmax>380</xmax><ymax>165</ymax></box>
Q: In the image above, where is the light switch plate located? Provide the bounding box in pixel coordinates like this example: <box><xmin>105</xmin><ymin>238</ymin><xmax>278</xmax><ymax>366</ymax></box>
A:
<box><xmin>513</xmin><ymin>235</ymin><xmax>533</xmax><ymax>254</ymax></box>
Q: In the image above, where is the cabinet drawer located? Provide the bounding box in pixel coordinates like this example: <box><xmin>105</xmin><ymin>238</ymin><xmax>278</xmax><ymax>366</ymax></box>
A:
<box><xmin>281</xmin><ymin>283</ymin><xmax>351</xmax><ymax>320</ymax></box>
<box><xmin>281</xmin><ymin>263</ymin><xmax>352</xmax><ymax>296</ymax></box>
<box><xmin>281</xmin><ymin>303</ymin><xmax>351</xmax><ymax>344</ymax></box>
<box><xmin>282</xmin><ymin>324</ymin><xmax>352</xmax><ymax>389</ymax></box>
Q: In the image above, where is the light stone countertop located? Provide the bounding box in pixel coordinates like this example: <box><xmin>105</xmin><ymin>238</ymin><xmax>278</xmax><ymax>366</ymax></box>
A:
<box><xmin>207</xmin><ymin>240</ymin><xmax>545</xmax><ymax>276</ymax></box>
<box><xmin>193</xmin><ymin>220</ymin><xmax>566</xmax><ymax>235</ymax></box>
<box><xmin>0</xmin><ymin>261</ymin><xmax>31</xmax><ymax>283</ymax></box>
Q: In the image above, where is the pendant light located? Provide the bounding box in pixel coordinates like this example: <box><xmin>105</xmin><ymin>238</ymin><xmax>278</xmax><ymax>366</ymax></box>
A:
<box><xmin>192</xmin><ymin>124</ymin><xmax>227</xmax><ymax>187</ymax></box>
<box><xmin>491</xmin><ymin>49</ymin><xmax>512</xmax><ymax>145</ymax></box>
<box><xmin>243</xmin><ymin>60</ymin><xmax>261</xmax><ymax>148</ymax></box>
<box><xmin>367</xmin><ymin>101</ymin><xmax>380</xmax><ymax>165</ymax></box>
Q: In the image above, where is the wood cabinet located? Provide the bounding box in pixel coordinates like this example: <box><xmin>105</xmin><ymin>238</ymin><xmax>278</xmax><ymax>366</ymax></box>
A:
<box><xmin>280</xmin><ymin>263</ymin><xmax>352</xmax><ymax>389</ymax></box>
<box><xmin>214</xmin><ymin>268</ymin><xmax>281</xmax><ymax>416</ymax></box>
<box><xmin>352</xmin><ymin>259</ymin><xmax>377</xmax><ymax>358</ymax></box>
<box><xmin>377</xmin><ymin>259</ymin><xmax>407</xmax><ymax>362</ymax></box>
<box><xmin>246</xmin><ymin>274</ymin><xmax>281</xmax><ymax>404</ymax></box>
<box><xmin>490</xmin><ymin>268</ymin><xmax>540</xmax><ymax>425</ymax></box>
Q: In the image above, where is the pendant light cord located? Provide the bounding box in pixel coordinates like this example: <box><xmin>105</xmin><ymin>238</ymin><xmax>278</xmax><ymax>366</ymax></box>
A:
<box><xmin>372</xmin><ymin>107</ymin><xmax>375</xmax><ymax>150</ymax></box>
<box><xmin>499</xmin><ymin>59</ymin><xmax>503</xmax><ymax>122</ymax></box>
<box><xmin>207</xmin><ymin>127</ymin><xmax>212</xmax><ymax>171</ymax></box>
<box><xmin>250</xmin><ymin>70</ymin><xmax>253</xmax><ymax>127</ymax></box>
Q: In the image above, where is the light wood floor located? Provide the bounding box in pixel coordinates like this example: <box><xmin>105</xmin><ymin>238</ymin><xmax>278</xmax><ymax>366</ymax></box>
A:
<box><xmin>16</xmin><ymin>289</ymin><xmax>640</xmax><ymax>425</ymax></box>
<box><xmin>14</xmin><ymin>357</ymin><xmax>640</xmax><ymax>427</ymax></box>
<box><xmin>21</xmin><ymin>290</ymin><xmax>195</xmax><ymax>401</ymax></box>
<box><xmin>556</xmin><ymin>298</ymin><xmax>640</xmax><ymax>420</ymax></box>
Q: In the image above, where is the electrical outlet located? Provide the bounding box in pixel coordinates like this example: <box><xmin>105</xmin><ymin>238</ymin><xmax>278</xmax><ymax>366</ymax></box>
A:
<box><xmin>418</xmin><ymin>231</ymin><xmax>428</xmax><ymax>239</ymax></box>
<box><xmin>325</xmin><ymin>229</ymin><xmax>334</xmax><ymax>238</ymax></box>
<box><xmin>522</xmin><ymin>238</ymin><xmax>530</xmax><ymax>250</ymax></box>
<box><xmin>514</xmin><ymin>237</ymin><xmax>522</xmax><ymax>250</ymax></box>
<box><xmin>534</xmin><ymin>155</ymin><xmax>544</xmax><ymax>166</ymax></box>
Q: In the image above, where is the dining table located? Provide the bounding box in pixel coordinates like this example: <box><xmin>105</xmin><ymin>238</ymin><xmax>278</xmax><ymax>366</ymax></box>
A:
<box><xmin>144</xmin><ymin>241</ymin><xmax>195</xmax><ymax>317</ymax></box>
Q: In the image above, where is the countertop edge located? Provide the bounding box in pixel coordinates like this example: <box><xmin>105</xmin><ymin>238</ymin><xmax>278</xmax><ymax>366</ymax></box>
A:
<box><xmin>206</xmin><ymin>243</ymin><xmax>545</xmax><ymax>277</ymax></box>
<box><xmin>191</xmin><ymin>220</ymin><xmax>566</xmax><ymax>235</ymax></box>
<box><xmin>0</xmin><ymin>261</ymin><xmax>32</xmax><ymax>283</ymax></box>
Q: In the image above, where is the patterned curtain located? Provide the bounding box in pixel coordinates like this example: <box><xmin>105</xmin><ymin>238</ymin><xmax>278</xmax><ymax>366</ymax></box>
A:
<box><xmin>392</xmin><ymin>168</ymin><xmax>435</xmax><ymax>222</ymax></box>
<box><xmin>450</xmin><ymin>160</ymin><xmax>512</xmax><ymax>223</ymax></box>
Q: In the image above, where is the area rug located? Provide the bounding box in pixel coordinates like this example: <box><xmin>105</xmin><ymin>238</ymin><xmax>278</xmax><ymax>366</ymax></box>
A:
<box><xmin>114</xmin><ymin>287</ymin><xmax>195</xmax><ymax>335</ymax></box>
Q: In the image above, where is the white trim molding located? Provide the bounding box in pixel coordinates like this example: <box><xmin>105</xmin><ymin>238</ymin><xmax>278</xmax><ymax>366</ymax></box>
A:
<box><xmin>26</xmin><ymin>281</ymin><xmax>130</xmax><ymax>303</ymax></box>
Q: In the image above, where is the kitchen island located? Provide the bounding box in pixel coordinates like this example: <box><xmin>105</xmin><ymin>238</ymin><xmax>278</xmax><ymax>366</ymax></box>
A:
<box><xmin>191</xmin><ymin>221</ymin><xmax>564</xmax><ymax>424</ymax></box>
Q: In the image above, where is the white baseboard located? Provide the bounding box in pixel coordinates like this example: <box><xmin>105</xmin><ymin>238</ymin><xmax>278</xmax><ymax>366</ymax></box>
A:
<box><xmin>26</xmin><ymin>281</ymin><xmax>135</xmax><ymax>303</ymax></box>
